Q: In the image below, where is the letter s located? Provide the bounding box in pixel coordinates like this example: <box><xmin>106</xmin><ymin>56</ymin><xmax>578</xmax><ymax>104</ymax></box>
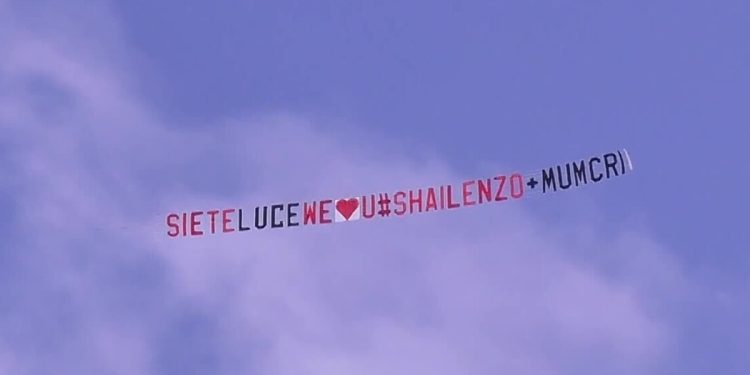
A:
<box><xmin>166</xmin><ymin>214</ymin><xmax>180</xmax><ymax>237</ymax></box>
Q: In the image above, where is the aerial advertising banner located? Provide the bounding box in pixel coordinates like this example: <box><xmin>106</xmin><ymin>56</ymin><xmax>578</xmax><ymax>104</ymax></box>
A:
<box><xmin>166</xmin><ymin>149</ymin><xmax>633</xmax><ymax>238</ymax></box>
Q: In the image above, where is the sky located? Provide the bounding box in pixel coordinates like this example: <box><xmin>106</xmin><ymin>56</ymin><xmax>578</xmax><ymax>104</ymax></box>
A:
<box><xmin>0</xmin><ymin>0</ymin><xmax>748</xmax><ymax>374</ymax></box>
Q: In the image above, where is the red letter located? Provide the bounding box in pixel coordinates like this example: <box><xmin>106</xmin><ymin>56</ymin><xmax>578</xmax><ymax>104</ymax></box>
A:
<box><xmin>409</xmin><ymin>189</ymin><xmax>423</xmax><ymax>213</ymax></box>
<box><xmin>222</xmin><ymin>209</ymin><xmax>236</xmax><ymax>233</ymax></box>
<box><xmin>207</xmin><ymin>210</ymin><xmax>220</xmax><ymax>234</ymax></box>
<box><xmin>394</xmin><ymin>191</ymin><xmax>407</xmax><ymax>215</ymax></box>
<box><xmin>182</xmin><ymin>213</ymin><xmax>187</xmax><ymax>236</ymax></box>
<box><xmin>166</xmin><ymin>214</ymin><xmax>180</xmax><ymax>237</ymax></box>
<box><xmin>320</xmin><ymin>200</ymin><xmax>332</xmax><ymax>224</ymax></box>
<box><xmin>447</xmin><ymin>185</ymin><xmax>460</xmax><ymax>208</ymax></box>
<box><xmin>190</xmin><ymin>211</ymin><xmax>203</xmax><ymax>236</ymax></box>
<box><xmin>477</xmin><ymin>179</ymin><xmax>492</xmax><ymax>204</ymax></box>
<box><xmin>361</xmin><ymin>195</ymin><xmax>376</xmax><ymax>219</ymax></box>
<box><xmin>462</xmin><ymin>180</ymin><xmax>476</xmax><ymax>206</ymax></box>
<box><xmin>510</xmin><ymin>174</ymin><xmax>524</xmax><ymax>199</ymax></box>
<box><xmin>425</xmin><ymin>188</ymin><xmax>438</xmax><ymax>211</ymax></box>
<box><xmin>493</xmin><ymin>176</ymin><xmax>508</xmax><ymax>201</ymax></box>
<box><xmin>304</xmin><ymin>202</ymin><xmax>317</xmax><ymax>224</ymax></box>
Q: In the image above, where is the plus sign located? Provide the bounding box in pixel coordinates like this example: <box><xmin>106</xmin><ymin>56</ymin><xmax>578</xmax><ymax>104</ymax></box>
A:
<box><xmin>527</xmin><ymin>177</ymin><xmax>538</xmax><ymax>189</ymax></box>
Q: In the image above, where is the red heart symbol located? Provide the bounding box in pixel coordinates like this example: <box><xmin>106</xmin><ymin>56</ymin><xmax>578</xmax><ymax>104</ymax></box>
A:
<box><xmin>336</xmin><ymin>198</ymin><xmax>359</xmax><ymax>220</ymax></box>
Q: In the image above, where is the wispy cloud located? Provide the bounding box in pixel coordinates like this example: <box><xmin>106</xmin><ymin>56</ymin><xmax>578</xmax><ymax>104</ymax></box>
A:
<box><xmin>0</xmin><ymin>3</ymin><xmax>684</xmax><ymax>374</ymax></box>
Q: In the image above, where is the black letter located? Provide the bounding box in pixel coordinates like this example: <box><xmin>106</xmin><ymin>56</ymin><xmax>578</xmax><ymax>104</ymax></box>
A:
<box><xmin>254</xmin><ymin>206</ymin><xmax>268</xmax><ymax>229</ymax></box>
<box><xmin>238</xmin><ymin>209</ymin><xmax>250</xmax><ymax>231</ymax></box>
<box><xmin>617</xmin><ymin>150</ymin><xmax>627</xmax><ymax>175</ymax></box>
<box><xmin>573</xmin><ymin>160</ymin><xmax>587</xmax><ymax>186</ymax></box>
<box><xmin>271</xmin><ymin>204</ymin><xmax>284</xmax><ymax>228</ymax></box>
<box><xmin>287</xmin><ymin>203</ymin><xmax>299</xmax><ymax>227</ymax></box>
<box><xmin>589</xmin><ymin>157</ymin><xmax>603</xmax><ymax>182</ymax></box>
<box><xmin>542</xmin><ymin>167</ymin><xmax>556</xmax><ymax>193</ymax></box>
<box><xmin>604</xmin><ymin>153</ymin><xmax>619</xmax><ymax>178</ymax></box>
<box><xmin>557</xmin><ymin>164</ymin><xmax>572</xmax><ymax>190</ymax></box>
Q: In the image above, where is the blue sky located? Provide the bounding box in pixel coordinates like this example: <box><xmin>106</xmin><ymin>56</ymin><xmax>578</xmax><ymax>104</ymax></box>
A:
<box><xmin>114</xmin><ymin>0</ymin><xmax>747</xmax><ymax>282</ymax></box>
<box><xmin>117</xmin><ymin>0</ymin><xmax>747</xmax><ymax>248</ymax></box>
<box><xmin>1</xmin><ymin>0</ymin><xmax>748</xmax><ymax>374</ymax></box>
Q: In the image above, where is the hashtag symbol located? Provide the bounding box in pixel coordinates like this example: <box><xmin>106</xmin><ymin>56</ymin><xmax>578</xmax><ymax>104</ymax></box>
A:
<box><xmin>377</xmin><ymin>193</ymin><xmax>391</xmax><ymax>217</ymax></box>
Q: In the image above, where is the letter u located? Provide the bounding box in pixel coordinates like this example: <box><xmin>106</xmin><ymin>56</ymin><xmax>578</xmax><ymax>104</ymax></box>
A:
<box><xmin>255</xmin><ymin>206</ymin><xmax>268</xmax><ymax>229</ymax></box>
<box><xmin>557</xmin><ymin>164</ymin><xmax>572</xmax><ymax>189</ymax></box>
<box><xmin>361</xmin><ymin>195</ymin><xmax>376</xmax><ymax>219</ymax></box>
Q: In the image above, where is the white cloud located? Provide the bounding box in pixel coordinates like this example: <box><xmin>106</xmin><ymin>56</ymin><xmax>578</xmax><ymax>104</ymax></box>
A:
<box><xmin>0</xmin><ymin>3</ymin><xmax>681</xmax><ymax>374</ymax></box>
<box><xmin>0</xmin><ymin>347</ymin><xmax>21</xmax><ymax>374</ymax></box>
